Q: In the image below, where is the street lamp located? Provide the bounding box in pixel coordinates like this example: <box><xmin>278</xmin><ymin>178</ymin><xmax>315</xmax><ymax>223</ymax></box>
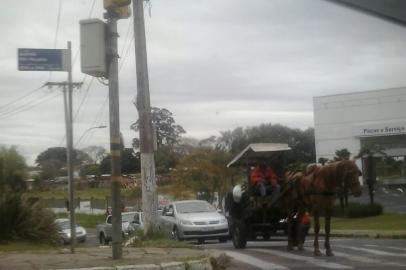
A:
<box><xmin>75</xmin><ymin>125</ymin><xmax>107</xmax><ymax>147</ymax></box>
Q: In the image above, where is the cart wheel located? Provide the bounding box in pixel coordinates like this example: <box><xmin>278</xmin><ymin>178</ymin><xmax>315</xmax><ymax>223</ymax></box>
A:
<box><xmin>232</xmin><ymin>220</ymin><xmax>247</xmax><ymax>249</ymax></box>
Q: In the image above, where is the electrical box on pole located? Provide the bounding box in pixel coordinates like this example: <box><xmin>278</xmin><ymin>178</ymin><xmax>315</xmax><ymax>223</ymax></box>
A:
<box><xmin>80</xmin><ymin>19</ymin><xmax>107</xmax><ymax>77</ymax></box>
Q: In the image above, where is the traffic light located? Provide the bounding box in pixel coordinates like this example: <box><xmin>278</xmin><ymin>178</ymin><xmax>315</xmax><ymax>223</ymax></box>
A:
<box><xmin>104</xmin><ymin>0</ymin><xmax>131</xmax><ymax>19</ymax></box>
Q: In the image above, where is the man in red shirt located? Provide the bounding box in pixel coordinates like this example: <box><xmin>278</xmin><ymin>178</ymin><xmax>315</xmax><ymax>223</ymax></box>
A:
<box><xmin>249</xmin><ymin>161</ymin><xmax>279</xmax><ymax>197</ymax></box>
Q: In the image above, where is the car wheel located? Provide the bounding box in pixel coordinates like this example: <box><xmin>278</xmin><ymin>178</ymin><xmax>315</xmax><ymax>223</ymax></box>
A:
<box><xmin>219</xmin><ymin>237</ymin><xmax>228</xmax><ymax>243</ymax></box>
<box><xmin>263</xmin><ymin>233</ymin><xmax>270</xmax><ymax>241</ymax></box>
<box><xmin>232</xmin><ymin>219</ymin><xmax>247</xmax><ymax>249</ymax></box>
<box><xmin>172</xmin><ymin>227</ymin><xmax>182</xmax><ymax>241</ymax></box>
<box><xmin>99</xmin><ymin>233</ymin><xmax>108</xmax><ymax>245</ymax></box>
<box><xmin>58</xmin><ymin>237</ymin><xmax>65</xmax><ymax>245</ymax></box>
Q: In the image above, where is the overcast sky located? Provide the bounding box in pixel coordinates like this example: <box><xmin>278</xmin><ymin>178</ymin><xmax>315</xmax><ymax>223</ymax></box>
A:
<box><xmin>1</xmin><ymin>0</ymin><xmax>406</xmax><ymax>165</ymax></box>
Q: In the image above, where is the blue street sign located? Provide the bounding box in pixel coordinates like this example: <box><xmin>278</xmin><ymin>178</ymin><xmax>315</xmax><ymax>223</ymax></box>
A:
<box><xmin>18</xmin><ymin>48</ymin><xmax>68</xmax><ymax>71</ymax></box>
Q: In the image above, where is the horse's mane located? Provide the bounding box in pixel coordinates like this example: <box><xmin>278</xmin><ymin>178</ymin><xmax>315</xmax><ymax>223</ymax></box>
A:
<box><xmin>304</xmin><ymin>163</ymin><xmax>322</xmax><ymax>176</ymax></box>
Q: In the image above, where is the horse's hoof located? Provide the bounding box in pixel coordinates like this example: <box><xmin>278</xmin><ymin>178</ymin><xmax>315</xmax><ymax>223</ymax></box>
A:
<box><xmin>298</xmin><ymin>244</ymin><xmax>304</xmax><ymax>251</ymax></box>
<box><xmin>326</xmin><ymin>249</ymin><xmax>334</xmax><ymax>256</ymax></box>
<box><xmin>314</xmin><ymin>249</ymin><xmax>322</xmax><ymax>256</ymax></box>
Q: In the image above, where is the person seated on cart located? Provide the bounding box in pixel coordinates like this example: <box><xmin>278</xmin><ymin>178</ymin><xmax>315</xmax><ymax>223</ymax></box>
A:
<box><xmin>264</xmin><ymin>162</ymin><xmax>280</xmax><ymax>196</ymax></box>
<box><xmin>249</xmin><ymin>161</ymin><xmax>280</xmax><ymax>197</ymax></box>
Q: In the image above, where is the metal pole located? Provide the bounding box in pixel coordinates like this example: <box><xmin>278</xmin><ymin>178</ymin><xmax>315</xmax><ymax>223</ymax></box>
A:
<box><xmin>133</xmin><ymin>0</ymin><xmax>158</xmax><ymax>234</ymax></box>
<box><xmin>66</xmin><ymin>41</ymin><xmax>76</xmax><ymax>253</ymax></box>
<box><xmin>107</xmin><ymin>16</ymin><xmax>122</xmax><ymax>259</ymax></box>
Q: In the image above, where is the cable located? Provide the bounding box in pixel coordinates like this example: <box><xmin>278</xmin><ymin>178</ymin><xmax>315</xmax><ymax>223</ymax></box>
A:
<box><xmin>73</xmin><ymin>77</ymin><xmax>94</xmax><ymax>121</ymax></box>
<box><xmin>54</xmin><ymin>0</ymin><xmax>63</xmax><ymax>48</ymax></box>
<box><xmin>0</xmin><ymin>92</ymin><xmax>61</xmax><ymax>120</ymax></box>
<box><xmin>119</xmin><ymin>36</ymin><xmax>134</xmax><ymax>71</ymax></box>
<box><xmin>0</xmin><ymin>90</ymin><xmax>50</xmax><ymax>117</ymax></box>
<box><xmin>0</xmin><ymin>84</ymin><xmax>45</xmax><ymax>113</ymax></box>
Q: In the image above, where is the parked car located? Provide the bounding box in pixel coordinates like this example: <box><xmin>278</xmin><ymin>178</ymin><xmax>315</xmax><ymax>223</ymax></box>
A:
<box><xmin>96</xmin><ymin>211</ymin><xmax>141</xmax><ymax>245</ymax></box>
<box><xmin>55</xmin><ymin>218</ymin><xmax>87</xmax><ymax>244</ymax></box>
<box><xmin>158</xmin><ymin>200</ymin><xmax>229</xmax><ymax>244</ymax></box>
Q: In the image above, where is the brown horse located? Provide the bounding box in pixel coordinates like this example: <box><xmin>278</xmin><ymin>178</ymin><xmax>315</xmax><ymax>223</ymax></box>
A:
<box><xmin>281</xmin><ymin>170</ymin><xmax>308</xmax><ymax>251</ymax></box>
<box><xmin>304</xmin><ymin>160</ymin><xmax>362</xmax><ymax>256</ymax></box>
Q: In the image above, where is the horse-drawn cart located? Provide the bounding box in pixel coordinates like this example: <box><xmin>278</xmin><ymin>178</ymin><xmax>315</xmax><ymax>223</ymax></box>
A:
<box><xmin>225</xmin><ymin>143</ymin><xmax>308</xmax><ymax>249</ymax></box>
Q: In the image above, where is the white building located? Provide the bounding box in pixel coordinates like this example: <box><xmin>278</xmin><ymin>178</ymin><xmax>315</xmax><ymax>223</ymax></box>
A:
<box><xmin>313</xmin><ymin>87</ymin><xmax>406</xmax><ymax>179</ymax></box>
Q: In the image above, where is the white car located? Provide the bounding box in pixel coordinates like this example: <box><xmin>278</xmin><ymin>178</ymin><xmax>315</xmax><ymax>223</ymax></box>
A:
<box><xmin>96</xmin><ymin>211</ymin><xmax>142</xmax><ymax>245</ymax></box>
<box><xmin>159</xmin><ymin>200</ymin><xmax>229</xmax><ymax>244</ymax></box>
<box><xmin>55</xmin><ymin>218</ymin><xmax>87</xmax><ymax>244</ymax></box>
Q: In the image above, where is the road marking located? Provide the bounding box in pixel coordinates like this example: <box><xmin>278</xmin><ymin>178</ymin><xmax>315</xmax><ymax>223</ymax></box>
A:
<box><xmin>386</xmin><ymin>246</ymin><xmax>406</xmax><ymax>252</ymax></box>
<box><xmin>225</xmin><ymin>251</ymin><xmax>288</xmax><ymax>270</ymax></box>
<box><xmin>334</xmin><ymin>250</ymin><xmax>406</xmax><ymax>267</ymax></box>
<box><xmin>253</xmin><ymin>249</ymin><xmax>353</xmax><ymax>269</ymax></box>
<box><xmin>337</xmin><ymin>245</ymin><xmax>406</xmax><ymax>257</ymax></box>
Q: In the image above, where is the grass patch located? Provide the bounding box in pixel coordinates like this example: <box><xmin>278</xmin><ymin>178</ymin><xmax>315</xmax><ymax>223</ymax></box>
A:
<box><xmin>320</xmin><ymin>213</ymin><xmax>406</xmax><ymax>231</ymax></box>
<box><xmin>128</xmin><ymin>229</ymin><xmax>197</xmax><ymax>249</ymax></box>
<box><xmin>55</xmin><ymin>212</ymin><xmax>105</xmax><ymax>228</ymax></box>
<box><xmin>0</xmin><ymin>241</ymin><xmax>56</xmax><ymax>252</ymax></box>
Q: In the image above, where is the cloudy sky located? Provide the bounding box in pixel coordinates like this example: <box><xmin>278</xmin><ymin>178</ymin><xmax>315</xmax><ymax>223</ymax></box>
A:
<box><xmin>1</xmin><ymin>0</ymin><xmax>406</xmax><ymax>165</ymax></box>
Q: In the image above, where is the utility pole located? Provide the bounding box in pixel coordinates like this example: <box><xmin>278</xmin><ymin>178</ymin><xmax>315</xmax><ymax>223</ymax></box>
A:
<box><xmin>44</xmin><ymin>42</ymin><xmax>83</xmax><ymax>254</ymax></box>
<box><xmin>107</xmin><ymin>15</ymin><xmax>123</xmax><ymax>260</ymax></box>
<box><xmin>133</xmin><ymin>0</ymin><xmax>158</xmax><ymax>233</ymax></box>
<box><xmin>80</xmin><ymin>0</ymin><xmax>131</xmax><ymax>260</ymax></box>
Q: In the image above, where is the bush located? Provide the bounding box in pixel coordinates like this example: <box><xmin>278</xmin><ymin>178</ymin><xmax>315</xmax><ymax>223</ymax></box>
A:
<box><xmin>0</xmin><ymin>193</ymin><xmax>58</xmax><ymax>243</ymax></box>
<box><xmin>332</xmin><ymin>202</ymin><xmax>383</xmax><ymax>218</ymax></box>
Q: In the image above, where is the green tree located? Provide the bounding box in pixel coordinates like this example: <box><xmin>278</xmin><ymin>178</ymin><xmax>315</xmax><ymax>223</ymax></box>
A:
<box><xmin>173</xmin><ymin>147</ymin><xmax>233</xmax><ymax>203</ymax></box>
<box><xmin>81</xmin><ymin>146</ymin><xmax>106</xmax><ymax>164</ymax></box>
<box><xmin>99</xmin><ymin>148</ymin><xmax>141</xmax><ymax>174</ymax></box>
<box><xmin>36</xmin><ymin>147</ymin><xmax>91</xmax><ymax>179</ymax></box>
<box><xmin>131</xmin><ymin>107</ymin><xmax>186</xmax><ymax>150</ymax></box>
<box><xmin>216</xmin><ymin>123</ymin><xmax>316</xmax><ymax>166</ymax></box>
<box><xmin>334</xmin><ymin>148</ymin><xmax>351</xmax><ymax>160</ymax></box>
<box><xmin>0</xmin><ymin>146</ymin><xmax>27</xmax><ymax>192</ymax></box>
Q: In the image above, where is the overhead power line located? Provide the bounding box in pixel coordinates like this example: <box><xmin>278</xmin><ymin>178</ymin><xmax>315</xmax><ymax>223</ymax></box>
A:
<box><xmin>0</xmin><ymin>92</ymin><xmax>61</xmax><ymax>120</ymax></box>
<box><xmin>0</xmin><ymin>84</ymin><xmax>46</xmax><ymax>113</ymax></box>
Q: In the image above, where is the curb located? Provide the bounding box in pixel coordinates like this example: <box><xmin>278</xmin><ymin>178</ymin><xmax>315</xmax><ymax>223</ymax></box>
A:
<box><xmin>58</xmin><ymin>257</ymin><xmax>214</xmax><ymax>270</ymax></box>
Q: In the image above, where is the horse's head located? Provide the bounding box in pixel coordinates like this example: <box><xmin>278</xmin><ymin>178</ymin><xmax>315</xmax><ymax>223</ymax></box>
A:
<box><xmin>338</xmin><ymin>160</ymin><xmax>362</xmax><ymax>197</ymax></box>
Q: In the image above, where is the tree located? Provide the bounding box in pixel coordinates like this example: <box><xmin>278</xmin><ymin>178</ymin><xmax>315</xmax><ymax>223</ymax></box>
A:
<box><xmin>173</xmin><ymin>147</ymin><xmax>233</xmax><ymax>204</ymax></box>
<box><xmin>0</xmin><ymin>146</ymin><xmax>27</xmax><ymax>192</ymax></box>
<box><xmin>356</xmin><ymin>144</ymin><xmax>386</xmax><ymax>205</ymax></box>
<box><xmin>130</xmin><ymin>107</ymin><xmax>186</xmax><ymax>150</ymax></box>
<box><xmin>36</xmin><ymin>147</ymin><xmax>91</xmax><ymax>179</ymax></box>
<box><xmin>99</xmin><ymin>148</ymin><xmax>141</xmax><ymax>175</ymax></box>
<box><xmin>334</xmin><ymin>148</ymin><xmax>351</xmax><ymax>161</ymax></box>
<box><xmin>81</xmin><ymin>146</ymin><xmax>107</xmax><ymax>164</ymax></box>
<box><xmin>216</xmin><ymin>123</ymin><xmax>316</xmax><ymax>167</ymax></box>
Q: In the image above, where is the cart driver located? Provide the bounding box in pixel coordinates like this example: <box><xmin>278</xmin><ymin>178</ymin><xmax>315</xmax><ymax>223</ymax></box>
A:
<box><xmin>249</xmin><ymin>161</ymin><xmax>280</xmax><ymax>197</ymax></box>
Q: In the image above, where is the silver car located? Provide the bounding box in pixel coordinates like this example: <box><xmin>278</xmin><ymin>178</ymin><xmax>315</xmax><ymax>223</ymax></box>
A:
<box><xmin>55</xmin><ymin>218</ymin><xmax>87</xmax><ymax>244</ymax></box>
<box><xmin>159</xmin><ymin>200</ymin><xmax>229</xmax><ymax>243</ymax></box>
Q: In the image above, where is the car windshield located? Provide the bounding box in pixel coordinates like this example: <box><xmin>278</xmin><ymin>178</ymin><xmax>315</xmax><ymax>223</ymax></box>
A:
<box><xmin>175</xmin><ymin>201</ymin><xmax>216</xmax><ymax>214</ymax></box>
<box><xmin>57</xmin><ymin>221</ymin><xmax>79</xmax><ymax>230</ymax></box>
<box><xmin>122</xmin><ymin>213</ymin><xmax>136</xmax><ymax>223</ymax></box>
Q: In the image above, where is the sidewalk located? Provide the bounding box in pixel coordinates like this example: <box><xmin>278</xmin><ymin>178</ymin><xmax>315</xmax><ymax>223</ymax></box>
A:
<box><xmin>0</xmin><ymin>247</ymin><xmax>219</xmax><ymax>270</ymax></box>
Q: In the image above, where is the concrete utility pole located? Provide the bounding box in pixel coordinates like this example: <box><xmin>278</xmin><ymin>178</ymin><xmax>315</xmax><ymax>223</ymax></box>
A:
<box><xmin>44</xmin><ymin>42</ymin><xmax>83</xmax><ymax>254</ymax></box>
<box><xmin>107</xmin><ymin>16</ymin><xmax>123</xmax><ymax>259</ymax></box>
<box><xmin>133</xmin><ymin>0</ymin><xmax>158</xmax><ymax>233</ymax></box>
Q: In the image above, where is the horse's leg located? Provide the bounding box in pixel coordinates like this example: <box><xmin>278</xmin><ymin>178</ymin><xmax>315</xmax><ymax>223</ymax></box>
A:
<box><xmin>313</xmin><ymin>210</ymin><xmax>322</xmax><ymax>256</ymax></box>
<box><xmin>287</xmin><ymin>215</ymin><xmax>294</xmax><ymax>250</ymax></box>
<box><xmin>297</xmin><ymin>210</ymin><xmax>305</xmax><ymax>251</ymax></box>
<box><xmin>325</xmin><ymin>212</ymin><xmax>334</xmax><ymax>256</ymax></box>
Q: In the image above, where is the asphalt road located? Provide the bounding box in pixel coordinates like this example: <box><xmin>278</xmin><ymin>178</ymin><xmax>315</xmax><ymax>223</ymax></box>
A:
<box><xmin>202</xmin><ymin>237</ymin><xmax>406</xmax><ymax>270</ymax></box>
<box><xmin>351</xmin><ymin>185</ymin><xmax>406</xmax><ymax>213</ymax></box>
